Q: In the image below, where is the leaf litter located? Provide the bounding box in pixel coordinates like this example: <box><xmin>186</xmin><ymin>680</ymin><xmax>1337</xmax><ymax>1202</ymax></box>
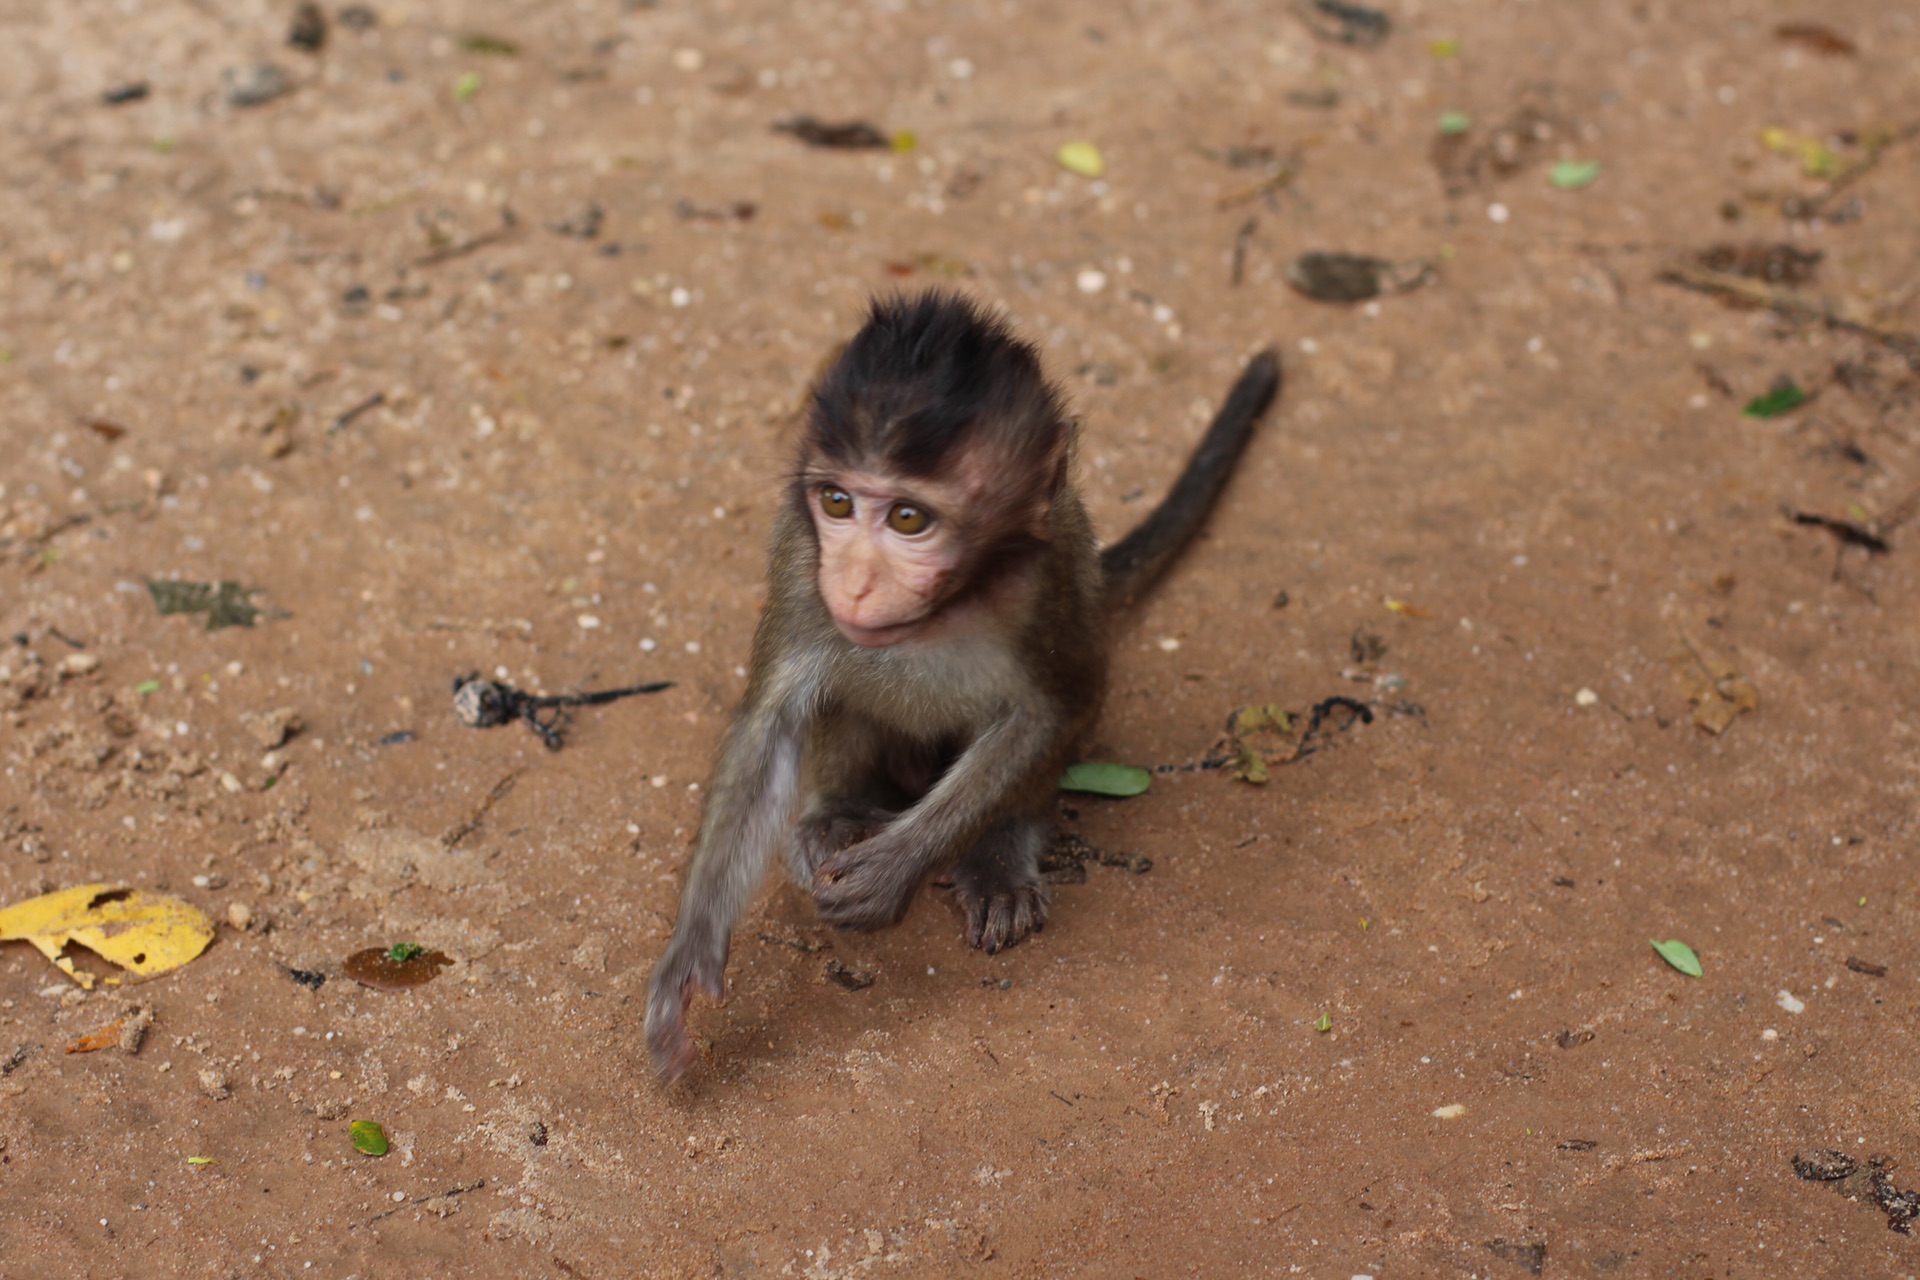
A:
<box><xmin>774</xmin><ymin>117</ymin><xmax>891</xmax><ymax>149</ymax></box>
<box><xmin>146</xmin><ymin>579</ymin><xmax>270</xmax><ymax>630</ymax></box>
<box><xmin>350</xmin><ymin>1120</ymin><xmax>390</xmax><ymax>1157</ymax></box>
<box><xmin>1794</xmin><ymin>1150</ymin><xmax>1920</xmax><ymax>1234</ymax></box>
<box><xmin>1285</xmin><ymin>252</ymin><xmax>1434</xmax><ymax>304</ymax></box>
<box><xmin>343</xmin><ymin>944</ymin><xmax>453</xmax><ymax>990</ymax></box>
<box><xmin>0</xmin><ymin>884</ymin><xmax>215</xmax><ymax>989</ymax></box>
<box><xmin>1058</xmin><ymin>762</ymin><xmax>1151</xmax><ymax>796</ymax></box>
<box><xmin>1650</xmin><ymin>938</ymin><xmax>1702</xmax><ymax>977</ymax></box>
<box><xmin>1668</xmin><ymin>629</ymin><xmax>1759</xmax><ymax>735</ymax></box>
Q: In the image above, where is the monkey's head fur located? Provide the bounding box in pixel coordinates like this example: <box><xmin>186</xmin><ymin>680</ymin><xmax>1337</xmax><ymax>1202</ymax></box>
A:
<box><xmin>798</xmin><ymin>292</ymin><xmax>1075</xmax><ymax>648</ymax></box>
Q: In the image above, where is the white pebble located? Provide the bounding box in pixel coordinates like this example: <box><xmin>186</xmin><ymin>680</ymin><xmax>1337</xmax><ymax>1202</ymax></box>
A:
<box><xmin>669</xmin><ymin>286</ymin><xmax>691</xmax><ymax>307</ymax></box>
<box><xmin>671</xmin><ymin>48</ymin><xmax>704</xmax><ymax>71</ymax></box>
<box><xmin>651</xmin><ymin>775</ymin><xmax>669</xmax><ymax>788</ymax></box>
<box><xmin>1157</xmin><ymin>637</ymin><xmax>1180</xmax><ymax>652</ymax></box>
<box><xmin>577</xmin><ymin>614</ymin><xmax>602</xmax><ymax>630</ymax></box>
<box><xmin>1075</xmin><ymin>268</ymin><xmax>1107</xmax><ymax>294</ymax></box>
<box><xmin>1776</xmin><ymin>990</ymin><xmax>1805</xmax><ymax>1014</ymax></box>
<box><xmin>1761</xmin><ymin>1028</ymin><xmax>1779</xmax><ymax>1041</ymax></box>
<box><xmin>1574</xmin><ymin>688</ymin><xmax>1599</xmax><ymax>707</ymax></box>
<box><xmin>1487</xmin><ymin>202</ymin><xmax>1510</xmax><ymax>224</ymax></box>
<box><xmin>639</xmin><ymin>638</ymin><xmax>657</xmax><ymax>652</ymax></box>
<box><xmin>1431</xmin><ymin>1103</ymin><xmax>1467</xmax><ymax>1119</ymax></box>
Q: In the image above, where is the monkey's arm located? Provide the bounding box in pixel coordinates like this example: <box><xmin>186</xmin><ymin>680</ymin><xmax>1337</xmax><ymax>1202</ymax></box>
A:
<box><xmin>645</xmin><ymin>684</ymin><xmax>808</xmax><ymax>1081</ymax></box>
<box><xmin>811</xmin><ymin>702</ymin><xmax>1059</xmax><ymax>930</ymax></box>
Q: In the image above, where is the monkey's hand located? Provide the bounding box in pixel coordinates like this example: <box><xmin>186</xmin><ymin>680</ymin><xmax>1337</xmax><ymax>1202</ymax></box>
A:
<box><xmin>811</xmin><ymin>836</ymin><xmax>922</xmax><ymax>932</ymax></box>
<box><xmin>644</xmin><ymin>934</ymin><xmax>727</xmax><ymax>1083</ymax></box>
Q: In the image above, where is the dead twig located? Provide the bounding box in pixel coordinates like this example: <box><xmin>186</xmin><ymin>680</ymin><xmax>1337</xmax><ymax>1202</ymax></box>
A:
<box><xmin>367</xmin><ymin>1179</ymin><xmax>486</xmax><ymax>1225</ymax></box>
<box><xmin>1657</xmin><ymin>261</ymin><xmax>1920</xmax><ymax>371</ymax></box>
<box><xmin>412</xmin><ymin>210</ymin><xmax>519</xmax><ymax>268</ymax></box>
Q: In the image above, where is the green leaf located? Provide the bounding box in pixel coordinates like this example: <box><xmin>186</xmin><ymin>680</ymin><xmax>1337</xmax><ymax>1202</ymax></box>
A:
<box><xmin>1427</xmin><ymin>37</ymin><xmax>1460</xmax><ymax>58</ymax></box>
<box><xmin>1437</xmin><ymin>109</ymin><xmax>1472</xmax><ymax>135</ymax></box>
<box><xmin>453</xmin><ymin>72</ymin><xmax>482</xmax><ymax>102</ymax></box>
<box><xmin>349</xmin><ymin>1120</ymin><xmax>390</xmax><ymax>1157</ymax></box>
<box><xmin>1650</xmin><ymin>938</ymin><xmax>1702</xmax><ymax>977</ymax></box>
<box><xmin>1743</xmin><ymin>382</ymin><xmax>1807</xmax><ymax>418</ymax></box>
<box><xmin>1314</xmin><ymin>1012</ymin><xmax>1333</xmax><ymax>1033</ymax></box>
<box><xmin>136</xmin><ymin>679</ymin><xmax>162</xmax><ymax>696</ymax></box>
<box><xmin>1059</xmin><ymin>762</ymin><xmax>1150</xmax><ymax>797</ymax></box>
<box><xmin>1549</xmin><ymin>160</ymin><xmax>1602</xmax><ymax>190</ymax></box>
<box><xmin>386</xmin><ymin>942</ymin><xmax>424</xmax><ymax>963</ymax></box>
<box><xmin>187</xmin><ymin>1156</ymin><xmax>215</xmax><ymax>1165</ymax></box>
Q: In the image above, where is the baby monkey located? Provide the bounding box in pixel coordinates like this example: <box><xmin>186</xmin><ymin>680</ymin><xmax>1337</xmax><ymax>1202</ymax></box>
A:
<box><xmin>646</xmin><ymin>292</ymin><xmax>1280</xmax><ymax>1080</ymax></box>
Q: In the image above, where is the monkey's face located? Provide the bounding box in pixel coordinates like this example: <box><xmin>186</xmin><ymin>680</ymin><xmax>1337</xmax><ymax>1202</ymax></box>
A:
<box><xmin>807</xmin><ymin>470</ymin><xmax>967</xmax><ymax>647</ymax></box>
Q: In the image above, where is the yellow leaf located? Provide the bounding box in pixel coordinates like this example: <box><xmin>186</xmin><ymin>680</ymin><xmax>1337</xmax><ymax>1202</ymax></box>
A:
<box><xmin>1232</xmin><ymin>704</ymin><xmax>1291</xmax><ymax>736</ymax></box>
<box><xmin>0</xmin><ymin>884</ymin><xmax>215</xmax><ymax>989</ymax></box>
<box><xmin>1758</xmin><ymin>126</ymin><xmax>1842</xmax><ymax>178</ymax></box>
<box><xmin>1056</xmin><ymin>141</ymin><xmax>1105</xmax><ymax>179</ymax></box>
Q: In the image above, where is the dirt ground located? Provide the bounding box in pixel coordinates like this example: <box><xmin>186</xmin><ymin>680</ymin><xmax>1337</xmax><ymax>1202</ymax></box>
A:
<box><xmin>4</xmin><ymin>0</ymin><xmax>1920</xmax><ymax>1274</ymax></box>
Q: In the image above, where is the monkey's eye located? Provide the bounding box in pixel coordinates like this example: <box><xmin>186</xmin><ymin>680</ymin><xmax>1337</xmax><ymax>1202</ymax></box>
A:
<box><xmin>819</xmin><ymin>487</ymin><xmax>854</xmax><ymax>519</ymax></box>
<box><xmin>886</xmin><ymin>503</ymin><xmax>931</xmax><ymax>535</ymax></box>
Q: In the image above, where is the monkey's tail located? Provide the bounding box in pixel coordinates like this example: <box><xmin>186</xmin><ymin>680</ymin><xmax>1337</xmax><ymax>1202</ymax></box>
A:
<box><xmin>1100</xmin><ymin>348</ymin><xmax>1282</xmax><ymax>609</ymax></box>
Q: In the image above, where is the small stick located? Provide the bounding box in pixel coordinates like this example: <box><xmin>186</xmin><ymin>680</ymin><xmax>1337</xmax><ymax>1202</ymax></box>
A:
<box><xmin>452</xmin><ymin>672</ymin><xmax>673</xmax><ymax>750</ymax></box>
<box><xmin>1229</xmin><ymin>216</ymin><xmax>1257</xmax><ymax>287</ymax></box>
<box><xmin>329</xmin><ymin>391</ymin><xmax>386</xmax><ymax>434</ymax></box>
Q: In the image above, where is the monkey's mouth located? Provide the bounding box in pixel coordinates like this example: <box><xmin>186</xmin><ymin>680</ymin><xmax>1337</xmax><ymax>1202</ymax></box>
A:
<box><xmin>833</xmin><ymin>617</ymin><xmax>922</xmax><ymax>648</ymax></box>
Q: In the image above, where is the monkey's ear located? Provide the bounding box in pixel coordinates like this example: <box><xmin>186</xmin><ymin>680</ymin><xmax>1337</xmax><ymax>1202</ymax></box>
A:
<box><xmin>1021</xmin><ymin>424</ymin><xmax>1072</xmax><ymax>541</ymax></box>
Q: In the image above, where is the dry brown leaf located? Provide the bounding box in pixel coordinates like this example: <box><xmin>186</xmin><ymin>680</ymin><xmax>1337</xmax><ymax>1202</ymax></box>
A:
<box><xmin>1670</xmin><ymin>632</ymin><xmax>1760</xmax><ymax>734</ymax></box>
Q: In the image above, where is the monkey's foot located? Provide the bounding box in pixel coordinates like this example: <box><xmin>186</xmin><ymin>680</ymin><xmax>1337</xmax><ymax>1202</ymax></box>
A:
<box><xmin>951</xmin><ymin>867</ymin><xmax>1049</xmax><ymax>954</ymax></box>
<box><xmin>949</xmin><ymin>818</ymin><xmax>1051</xmax><ymax>953</ymax></box>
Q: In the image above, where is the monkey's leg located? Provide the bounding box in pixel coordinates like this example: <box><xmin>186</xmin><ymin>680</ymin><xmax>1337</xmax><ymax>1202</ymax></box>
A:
<box><xmin>950</xmin><ymin>812</ymin><xmax>1051</xmax><ymax>954</ymax></box>
<box><xmin>646</xmin><ymin>694</ymin><xmax>807</xmax><ymax>1081</ymax></box>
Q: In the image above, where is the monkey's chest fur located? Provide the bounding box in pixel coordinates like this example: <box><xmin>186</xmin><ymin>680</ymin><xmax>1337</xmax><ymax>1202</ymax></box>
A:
<box><xmin>797</xmin><ymin>591</ymin><xmax>1108</xmax><ymax>815</ymax></box>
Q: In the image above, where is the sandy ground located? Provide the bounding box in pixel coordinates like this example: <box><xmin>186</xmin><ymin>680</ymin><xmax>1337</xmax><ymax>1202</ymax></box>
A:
<box><xmin>4</xmin><ymin>0</ymin><xmax>1920</xmax><ymax>1275</ymax></box>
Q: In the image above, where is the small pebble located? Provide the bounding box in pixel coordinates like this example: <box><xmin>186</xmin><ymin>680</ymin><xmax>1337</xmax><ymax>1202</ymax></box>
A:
<box><xmin>1075</xmin><ymin>269</ymin><xmax>1107</xmax><ymax>294</ymax></box>
<box><xmin>671</xmin><ymin>48</ymin><xmax>705</xmax><ymax>71</ymax></box>
<box><xmin>1776</xmin><ymin>990</ymin><xmax>1805</xmax><ymax>1014</ymax></box>
<box><xmin>1761</xmin><ymin>1028</ymin><xmax>1779</xmax><ymax>1041</ymax></box>
<box><xmin>1431</xmin><ymin>1103</ymin><xmax>1467</xmax><ymax>1119</ymax></box>
<box><xmin>225</xmin><ymin>64</ymin><xmax>291</xmax><ymax>109</ymax></box>
<box><xmin>1574</xmin><ymin>688</ymin><xmax>1599</xmax><ymax>706</ymax></box>
<box><xmin>1157</xmin><ymin>637</ymin><xmax>1180</xmax><ymax>651</ymax></box>
<box><xmin>577</xmin><ymin>615</ymin><xmax>602</xmax><ymax>630</ymax></box>
<box><xmin>226</xmin><ymin>901</ymin><xmax>254</xmax><ymax>931</ymax></box>
<box><xmin>1487</xmin><ymin>202</ymin><xmax>1510</xmax><ymax>224</ymax></box>
<box><xmin>58</xmin><ymin>653</ymin><xmax>101</xmax><ymax>677</ymax></box>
